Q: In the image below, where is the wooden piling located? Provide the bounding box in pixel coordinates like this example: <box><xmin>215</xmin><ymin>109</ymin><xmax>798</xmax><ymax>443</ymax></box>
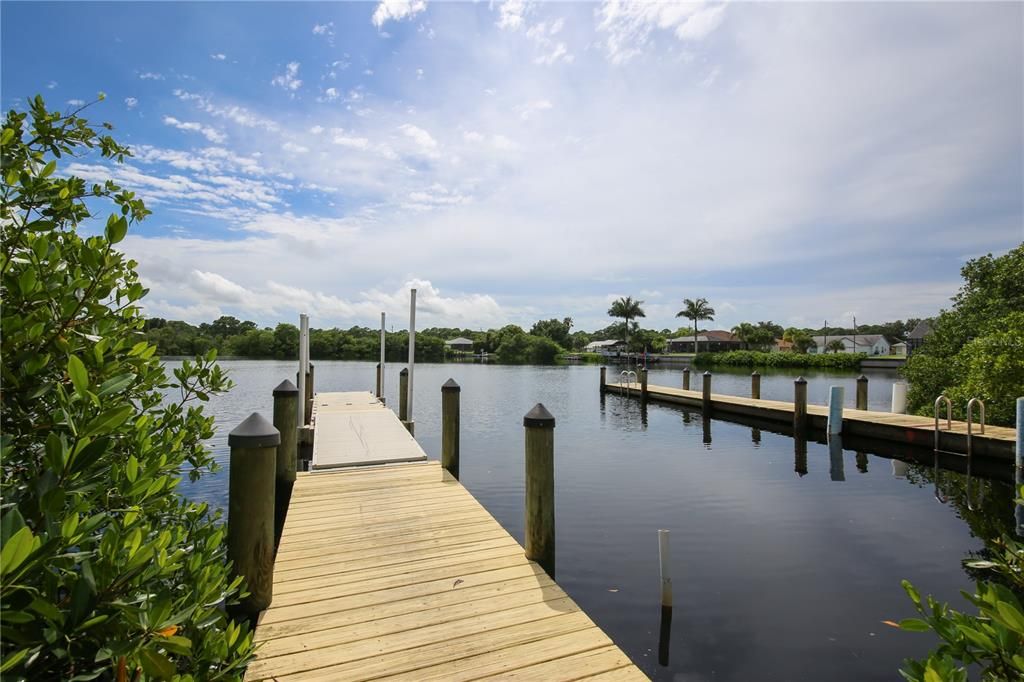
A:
<box><xmin>376</xmin><ymin>363</ymin><xmax>382</xmax><ymax>400</ymax></box>
<box><xmin>640</xmin><ymin>367</ymin><xmax>649</xmax><ymax>401</ymax></box>
<box><xmin>793</xmin><ymin>376</ymin><xmax>808</xmax><ymax>435</ymax></box>
<box><xmin>828</xmin><ymin>386</ymin><xmax>844</xmax><ymax>435</ymax></box>
<box><xmin>702</xmin><ymin>371</ymin><xmax>712</xmax><ymax>414</ymax></box>
<box><xmin>683</xmin><ymin>367</ymin><xmax>690</xmax><ymax>391</ymax></box>
<box><xmin>271</xmin><ymin>380</ymin><xmax>298</xmax><ymax>548</ymax></box>
<box><xmin>856</xmin><ymin>374</ymin><xmax>868</xmax><ymax>410</ymax></box>
<box><xmin>751</xmin><ymin>371</ymin><xmax>761</xmax><ymax>400</ymax></box>
<box><xmin>399</xmin><ymin>367</ymin><xmax>410</xmax><ymax>432</ymax></box>
<box><xmin>228</xmin><ymin>412</ymin><xmax>280</xmax><ymax>618</ymax></box>
<box><xmin>600</xmin><ymin>366</ymin><xmax>607</xmax><ymax>394</ymax></box>
<box><xmin>441</xmin><ymin>379</ymin><xmax>460</xmax><ymax>479</ymax></box>
<box><xmin>524</xmin><ymin>403</ymin><xmax>555</xmax><ymax>577</ymax></box>
<box><xmin>306</xmin><ymin>363</ymin><xmax>314</xmax><ymax>425</ymax></box>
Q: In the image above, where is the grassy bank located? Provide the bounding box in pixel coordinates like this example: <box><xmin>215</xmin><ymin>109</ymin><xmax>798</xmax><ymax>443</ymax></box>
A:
<box><xmin>693</xmin><ymin>350</ymin><xmax>866</xmax><ymax>370</ymax></box>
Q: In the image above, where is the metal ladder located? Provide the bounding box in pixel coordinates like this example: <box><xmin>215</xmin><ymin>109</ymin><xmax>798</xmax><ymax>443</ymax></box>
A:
<box><xmin>619</xmin><ymin>370</ymin><xmax>638</xmax><ymax>396</ymax></box>
<box><xmin>932</xmin><ymin>395</ymin><xmax>986</xmax><ymax>508</ymax></box>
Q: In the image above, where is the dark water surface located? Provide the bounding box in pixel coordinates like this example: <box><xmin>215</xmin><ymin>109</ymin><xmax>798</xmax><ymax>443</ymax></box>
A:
<box><xmin>177</xmin><ymin>360</ymin><xmax>1015</xmax><ymax>681</ymax></box>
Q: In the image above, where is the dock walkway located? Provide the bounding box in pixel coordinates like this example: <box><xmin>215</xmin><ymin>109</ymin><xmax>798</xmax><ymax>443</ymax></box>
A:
<box><xmin>605</xmin><ymin>381</ymin><xmax>1016</xmax><ymax>459</ymax></box>
<box><xmin>246</xmin><ymin>393</ymin><xmax>646</xmax><ymax>681</ymax></box>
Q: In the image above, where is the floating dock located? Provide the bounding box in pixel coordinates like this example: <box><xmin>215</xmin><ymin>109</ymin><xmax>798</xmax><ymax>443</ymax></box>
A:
<box><xmin>605</xmin><ymin>381</ymin><xmax>1017</xmax><ymax>459</ymax></box>
<box><xmin>245</xmin><ymin>392</ymin><xmax>646</xmax><ymax>681</ymax></box>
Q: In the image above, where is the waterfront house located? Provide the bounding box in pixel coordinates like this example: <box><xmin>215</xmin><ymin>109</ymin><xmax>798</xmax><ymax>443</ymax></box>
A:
<box><xmin>808</xmin><ymin>334</ymin><xmax>891</xmax><ymax>355</ymax></box>
<box><xmin>666</xmin><ymin>330</ymin><xmax>743</xmax><ymax>353</ymax></box>
<box><xmin>906</xmin><ymin>320</ymin><xmax>932</xmax><ymax>354</ymax></box>
<box><xmin>585</xmin><ymin>339</ymin><xmax>626</xmax><ymax>354</ymax></box>
<box><xmin>892</xmin><ymin>341</ymin><xmax>908</xmax><ymax>356</ymax></box>
<box><xmin>444</xmin><ymin>337</ymin><xmax>475</xmax><ymax>352</ymax></box>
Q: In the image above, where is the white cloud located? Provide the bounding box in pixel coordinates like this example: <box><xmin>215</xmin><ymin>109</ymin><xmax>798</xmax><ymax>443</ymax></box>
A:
<box><xmin>210</xmin><ymin>53</ymin><xmax>227</xmax><ymax>61</ymax></box>
<box><xmin>331</xmin><ymin>131</ymin><xmax>372</xmax><ymax>151</ymax></box>
<box><xmin>282</xmin><ymin>141</ymin><xmax>310</xmax><ymax>154</ymax></box>
<box><xmin>271</xmin><ymin>62</ymin><xmax>303</xmax><ymax>91</ymax></box>
<box><xmin>398</xmin><ymin>123</ymin><xmax>439</xmax><ymax>154</ymax></box>
<box><xmin>518</xmin><ymin>99</ymin><xmax>552</xmax><ymax>120</ymax></box>
<box><xmin>497</xmin><ymin>0</ymin><xmax>531</xmax><ymax>30</ymax></box>
<box><xmin>67</xmin><ymin>99</ymin><xmax>85</xmax><ymax>106</ymax></box>
<box><xmin>139</xmin><ymin>72</ymin><xmax>165</xmax><ymax>80</ymax></box>
<box><xmin>162</xmin><ymin>116</ymin><xmax>227</xmax><ymax>143</ymax></box>
<box><xmin>173</xmin><ymin>90</ymin><xmax>280</xmax><ymax>132</ymax></box>
<box><xmin>372</xmin><ymin>0</ymin><xmax>427</xmax><ymax>28</ymax></box>
<box><xmin>596</xmin><ymin>0</ymin><xmax>727</xmax><ymax>63</ymax></box>
<box><xmin>313</xmin><ymin>21</ymin><xmax>334</xmax><ymax>36</ymax></box>
<box><xmin>309</xmin><ymin>125</ymin><xmax>325</xmax><ymax>135</ymax></box>
<box><xmin>124</xmin><ymin>97</ymin><xmax>138</xmax><ymax>109</ymax></box>
<box><xmin>47</xmin><ymin>80</ymin><xmax>57</xmax><ymax>89</ymax></box>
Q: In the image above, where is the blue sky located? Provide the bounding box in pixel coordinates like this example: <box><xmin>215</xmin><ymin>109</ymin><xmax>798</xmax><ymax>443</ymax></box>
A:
<box><xmin>3</xmin><ymin>1</ymin><xmax>1022</xmax><ymax>332</ymax></box>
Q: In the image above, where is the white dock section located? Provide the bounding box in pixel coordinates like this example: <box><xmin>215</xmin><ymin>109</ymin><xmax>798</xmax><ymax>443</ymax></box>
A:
<box><xmin>311</xmin><ymin>391</ymin><xmax>428</xmax><ymax>470</ymax></box>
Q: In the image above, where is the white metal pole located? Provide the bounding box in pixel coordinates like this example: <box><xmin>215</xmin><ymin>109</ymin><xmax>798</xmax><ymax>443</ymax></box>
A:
<box><xmin>827</xmin><ymin>385</ymin><xmax>844</xmax><ymax>435</ymax></box>
<box><xmin>408</xmin><ymin>289</ymin><xmax>417</xmax><ymax>424</ymax></box>
<box><xmin>891</xmin><ymin>382</ymin><xmax>908</xmax><ymax>414</ymax></box>
<box><xmin>380</xmin><ymin>312</ymin><xmax>386</xmax><ymax>401</ymax></box>
<box><xmin>658</xmin><ymin>529</ymin><xmax>672</xmax><ymax>608</ymax></box>
<box><xmin>297</xmin><ymin>313</ymin><xmax>307</xmax><ymax>427</ymax></box>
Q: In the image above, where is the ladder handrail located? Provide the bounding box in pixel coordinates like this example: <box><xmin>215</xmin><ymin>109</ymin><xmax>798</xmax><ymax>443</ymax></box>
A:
<box><xmin>967</xmin><ymin>397</ymin><xmax>986</xmax><ymax>436</ymax></box>
<box><xmin>933</xmin><ymin>395</ymin><xmax>952</xmax><ymax>452</ymax></box>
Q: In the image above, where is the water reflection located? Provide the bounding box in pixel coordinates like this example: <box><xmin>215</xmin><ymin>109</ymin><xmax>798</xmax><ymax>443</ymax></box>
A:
<box><xmin>829</xmin><ymin>435</ymin><xmax>845</xmax><ymax>482</ymax></box>
<box><xmin>658</xmin><ymin>607</ymin><xmax>672</xmax><ymax>667</ymax></box>
<box><xmin>751</xmin><ymin>428</ymin><xmax>761</xmax><ymax>447</ymax></box>
<box><xmin>794</xmin><ymin>437</ymin><xmax>808</xmax><ymax>477</ymax></box>
<box><xmin>856</xmin><ymin>452</ymin><xmax>868</xmax><ymax>473</ymax></box>
<box><xmin>701</xmin><ymin>416</ymin><xmax>712</xmax><ymax>448</ymax></box>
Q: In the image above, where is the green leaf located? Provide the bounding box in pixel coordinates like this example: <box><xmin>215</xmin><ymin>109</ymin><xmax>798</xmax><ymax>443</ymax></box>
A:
<box><xmin>83</xmin><ymin>406</ymin><xmax>133</xmax><ymax>437</ymax></box>
<box><xmin>40</xmin><ymin>160</ymin><xmax>56</xmax><ymax>178</ymax></box>
<box><xmin>0</xmin><ymin>648</ymin><xmax>30</xmax><ymax>673</ymax></box>
<box><xmin>0</xmin><ymin>127</ymin><xmax>14</xmax><ymax>147</ymax></box>
<box><xmin>0</xmin><ymin>527</ymin><xmax>37</xmax><ymax>576</ymax></box>
<box><xmin>98</xmin><ymin>372</ymin><xmax>134</xmax><ymax>397</ymax></box>
<box><xmin>898</xmin><ymin>618</ymin><xmax>932</xmax><ymax>632</ymax></box>
<box><xmin>105</xmin><ymin>216</ymin><xmax>128</xmax><ymax>244</ymax></box>
<box><xmin>125</xmin><ymin>455</ymin><xmax>139</xmax><ymax>483</ymax></box>
<box><xmin>139</xmin><ymin>648</ymin><xmax>175</xmax><ymax>679</ymax></box>
<box><xmin>994</xmin><ymin>601</ymin><xmax>1024</xmax><ymax>634</ymax></box>
<box><xmin>68</xmin><ymin>355</ymin><xmax>89</xmax><ymax>396</ymax></box>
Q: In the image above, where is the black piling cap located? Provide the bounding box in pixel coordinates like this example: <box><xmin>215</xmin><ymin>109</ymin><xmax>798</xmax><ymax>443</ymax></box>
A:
<box><xmin>857</xmin><ymin>374</ymin><xmax>868</xmax><ymax>382</ymax></box>
<box><xmin>795</xmin><ymin>376</ymin><xmax>807</xmax><ymax>384</ymax></box>
<box><xmin>400</xmin><ymin>367</ymin><xmax>408</xmax><ymax>376</ymax></box>
<box><xmin>273</xmin><ymin>379</ymin><xmax>299</xmax><ymax>396</ymax></box>
<box><xmin>524</xmin><ymin>403</ymin><xmax>555</xmax><ymax>429</ymax></box>
<box><xmin>442</xmin><ymin>378</ymin><xmax>461</xmax><ymax>392</ymax></box>
<box><xmin>228</xmin><ymin>412</ymin><xmax>281</xmax><ymax>448</ymax></box>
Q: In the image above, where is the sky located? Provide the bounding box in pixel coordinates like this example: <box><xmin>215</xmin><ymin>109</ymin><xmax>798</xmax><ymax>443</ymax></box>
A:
<box><xmin>2</xmin><ymin>1</ymin><xmax>1022</xmax><ymax>333</ymax></box>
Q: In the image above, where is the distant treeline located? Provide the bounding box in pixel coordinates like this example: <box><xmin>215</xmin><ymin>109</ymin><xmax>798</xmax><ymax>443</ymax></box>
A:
<box><xmin>143</xmin><ymin>315</ymin><xmax>925</xmax><ymax>365</ymax></box>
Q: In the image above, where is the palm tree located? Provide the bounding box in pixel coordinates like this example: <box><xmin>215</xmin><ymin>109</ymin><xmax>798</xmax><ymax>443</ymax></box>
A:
<box><xmin>731</xmin><ymin>322</ymin><xmax>756</xmax><ymax>349</ymax></box>
<box><xmin>607</xmin><ymin>296</ymin><xmax>646</xmax><ymax>344</ymax></box>
<box><xmin>826</xmin><ymin>339</ymin><xmax>846</xmax><ymax>354</ymax></box>
<box><xmin>676</xmin><ymin>297</ymin><xmax>716</xmax><ymax>353</ymax></box>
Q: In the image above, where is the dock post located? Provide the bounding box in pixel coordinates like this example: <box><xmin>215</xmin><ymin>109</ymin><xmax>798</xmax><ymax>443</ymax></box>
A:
<box><xmin>524</xmin><ymin>403</ymin><xmax>556</xmax><ymax>576</ymax></box>
<box><xmin>751</xmin><ymin>371</ymin><xmax>761</xmax><ymax>400</ymax></box>
<box><xmin>379</xmin><ymin>311</ymin><xmax>386</xmax><ymax>404</ymax></box>
<box><xmin>441</xmin><ymin>379</ymin><xmax>461</xmax><ymax>479</ymax></box>
<box><xmin>658</xmin><ymin>529</ymin><xmax>672</xmax><ymax>608</ymax></box>
<box><xmin>407</xmin><ymin>288</ymin><xmax>417</xmax><ymax>435</ymax></box>
<box><xmin>828</xmin><ymin>386</ymin><xmax>845</xmax><ymax>435</ymax></box>
<box><xmin>600</xmin><ymin>366</ymin><xmax>607</xmax><ymax>394</ymax></box>
<box><xmin>640</xmin><ymin>367</ymin><xmax>649</xmax><ymax>401</ymax></box>
<box><xmin>375</xmin><ymin>362</ymin><xmax>382</xmax><ymax>400</ymax></box>
<box><xmin>399</xmin><ymin>367</ymin><xmax>412</xmax><ymax>433</ymax></box>
<box><xmin>892</xmin><ymin>382</ymin><xmax>908</xmax><ymax>414</ymax></box>
<box><xmin>271</xmin><ymin>380</ymin><xmax>299</xmax><ymax>548</ymax></box>
<box><xmin>296</xmin><ymin>313</ymin><xmax>307</xmax><ymax>428</ymax></box>
<box><xmin>1016</xmin><ymin>398</ymin><xmax>1023</xmax><ymax>536</ymax></box>
<box><xmin>794</xmin><ymin>377</ymin><xmax>808</xmax><ymax>435</ymax></box>
<box><xmin>856</xmin><ymin>375</ymin><xmax>868</xmax><ymax>410</ymax></box>
<box><xmin>683</xmin><ymin>367</ymin><xmax>690</xmax><ymax>391</ymax></box>
<box><xmin>306</xmin><ymin>363</ymin><xmax>314</xmax><ymax>425</ymax></box>
<box><xmin>702</xmin><ymin>371</ymin><xmax>712</xmax><ymax>415</ymax></box>
<box><xmin>227</xmin><ymin>412</ymin><xmax>280</xmax><ymax>619</ymax></box>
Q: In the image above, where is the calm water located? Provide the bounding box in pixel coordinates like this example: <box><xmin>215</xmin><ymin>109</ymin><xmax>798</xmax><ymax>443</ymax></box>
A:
<box><xmin>177</xmin><ymin>360</ymin><xmax>1014</xmax><ymax>681</ymax></box>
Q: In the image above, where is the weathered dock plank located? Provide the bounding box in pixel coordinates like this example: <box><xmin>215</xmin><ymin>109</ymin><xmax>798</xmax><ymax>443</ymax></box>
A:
<box><xmin>606</xmin><ymin>381</ymin><xmax>1016</xmax><ymax>458</ymax></box>
<box><xmin>247</xmin><ymin>459</ymin><xmax>645</xmax><ymax>681</ymax></box>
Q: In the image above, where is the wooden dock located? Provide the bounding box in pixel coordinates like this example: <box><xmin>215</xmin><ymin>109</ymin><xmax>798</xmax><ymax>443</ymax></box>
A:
<box><xmin>605</xmin><ymin>381</ymin><xmax>1017</xmax><ymax>459</ymax></box>
<box><xmin>245</xmin><ymin>392</ymin><xmax>646</xmax><ymax>681</ymax></box>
